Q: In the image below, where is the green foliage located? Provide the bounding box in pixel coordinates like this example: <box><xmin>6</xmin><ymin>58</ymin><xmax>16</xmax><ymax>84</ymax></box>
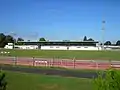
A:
<box><xmin>83</xmin><ymin>36</ymin><xmax>87</xmax><ymax>41</ymax></box>
<box><xmin>0</xmin><ymin>71</ymin><xmax>7</xmax><ymax>90</ymax></box>
<box><xmin>104</xmin><ymin>41</ymin><xmax>111</xmax><ymax>45</ymax></box>
<box><xmin>93</xmin><ymin>68</ymin><xmax>120</xmax><ymax>90</ymax></box>
<box><xmin>17</xmin><ymin>38</ymin><xmax>24</xmax><ymax>42</ymax></box>
<box><xmin>0</xmin><ymin>33</ymin><xmax>6</xmax><ymax>48</ymax></box>
<box><xmin>39</xmin><ymin>37</ymin><xmax>46</xmax><ymax>41</ymax></box>
<box><xmin>116</xmin><ymin>40</ymin><xmax>120</xmax><ymax>46</ymax></box>
<box><xmin>0</xmin><ymin>33</ymin><xmax>14</xmax><ymax>48</ymax></box>
<box><xmin>87</xmin><ymin>38</ymin><xmax>94</xmax><ymax>41</ymax></box>
<box><xmin>16</xmin><ymin>38</ymin><xmax>24</xmax><ymax>45</ymax></box>
<box><xmin>83</xmin><ymin>36</ymin><xmax>94</xmax><ymax>41</ymax></box>
<box><xmin>5</xmin><ymin>35</ymin><xmax>14</xmax><ymax>43</ymax></box>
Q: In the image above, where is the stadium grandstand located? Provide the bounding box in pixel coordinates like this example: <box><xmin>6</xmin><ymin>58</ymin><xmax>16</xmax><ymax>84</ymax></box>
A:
<box><xmin>4</xmin><ymin>40</ymin><xmax>102</xmax><ymax>50</ymax></box>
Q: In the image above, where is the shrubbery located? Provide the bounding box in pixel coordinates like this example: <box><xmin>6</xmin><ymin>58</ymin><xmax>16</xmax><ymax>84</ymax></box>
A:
<box><xmin>94</xmin><ymin>68</ymin><xmax>120</xmax><ymax>90</ymax></box>
<box><xmin>0</xmin><ymin>71</ymin><xmax>7</xmax><ymax>90</ymax></box>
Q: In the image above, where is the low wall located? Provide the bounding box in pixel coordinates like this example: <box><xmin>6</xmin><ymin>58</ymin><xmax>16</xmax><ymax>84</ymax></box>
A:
<box><xmin>41</xmin><ymin>46</ymin><xmax>101</xmax><ymax>50</ymax></box>
<box><xmin>15</xmin><ymin>45</ymin><xmax>38</xmax><ymax>49</ymax></box>
<box><xmin>4</xmin><ymin>45</ymin><xmax>102</xmax><ymax>50</ymax></box>
<box><xmin>69</xmin><ymin>46</ymin><xmax>99</xmax><ymax>50</ymax></box>
<box><xmin>41</xmin><ymin>46</ymin><xmax>68</xmax><ymax>50</ymax></box>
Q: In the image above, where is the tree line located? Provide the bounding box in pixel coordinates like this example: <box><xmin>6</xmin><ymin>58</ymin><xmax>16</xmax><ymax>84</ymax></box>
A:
<box><xmin>83</xmin><ymin>36</ymin><xmax>120</xmax><ymax>46</ymax></box>
<box><xmin>0</xmin><ymin>33</ymin><xmax>120</xmax><ymax>48</ymax></box>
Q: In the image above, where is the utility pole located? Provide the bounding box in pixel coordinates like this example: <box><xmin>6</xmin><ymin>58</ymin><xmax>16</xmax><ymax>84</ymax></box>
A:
<box><xmin>102</xmin><ymin>20</ymin><xmax>105</xmax><ymax>50</ymax></box>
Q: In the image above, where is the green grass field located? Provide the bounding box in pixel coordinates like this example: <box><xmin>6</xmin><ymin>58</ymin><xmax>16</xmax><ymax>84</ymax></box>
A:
<box><xmin>1</xmin><ymin>49</ymin><xmax>120</xmax><ymax>60</ymax></box>
<box><xmin>4</xmin><ymin>70</ymin><xmax>92</xmax><ymax>90</ymax></box>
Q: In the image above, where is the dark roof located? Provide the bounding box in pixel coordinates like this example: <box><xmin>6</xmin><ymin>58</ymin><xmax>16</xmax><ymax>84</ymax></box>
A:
<box><xmin>18</xmin><ymin>41</ymin><xmax>99</xmax><ymax>43</ymax></box>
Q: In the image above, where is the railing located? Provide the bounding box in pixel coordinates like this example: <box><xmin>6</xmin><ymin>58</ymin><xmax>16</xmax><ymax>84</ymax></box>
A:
<box><xmin>0</xmin><ymin>56</ymin><xmax>120</xmax><ymax>70</ymax></box>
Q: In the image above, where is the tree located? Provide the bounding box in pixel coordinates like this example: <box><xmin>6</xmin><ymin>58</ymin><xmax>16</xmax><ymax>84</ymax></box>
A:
<box><xmin>0</xmin><ymin>33</ymin><xmax>6</xmax><ymax>43</ymax></box>
<box><xmin>116</xmin><ymin>40</ymin><xmax>120</xmax><ymax>46</ymax></box>
<box><xmin>17</xmin><ymin>38</ymin><xmax>24</xmax><ymax>42</ymax></box>
<box><xmin>16</xmin><ymin>38</ymin><xmax>24</xmax><ymax>45</ymax></box>
<box><xmin>104</xmin><ymin>41</ymin><xmax>111</xmax><ymax>45</ymax></box>
<box><xmin>0</xmin><ymin>33</ymin><xmax>6</xmax><ymax>48</ymax></box>
<box><xmin>27</xmin><ymin>40</ymin><xmax>30</xmax><ymax>42</ymax></box>
<box><xmin>83</xmin><ymin>36</ymin><xmax>87</xmax><ymax>41</ymax></box>
<box><xmin>0</xmin><ymin>71</ymin><xmax>7</xmax><ymax>90</ymax></box>
<box><xmin>5</xmin><ymin>35</ymin><xmax>14</xmax><ymax>43</ymax></box>
<box><xmin>0</xmin><ymin>33</ymin><xmax>15</xmax><ymax>48</ymax></box>
<box><xmin>87</xmin><ymin>38</ymin><xmax>94</xmax><ymax>41</ymax></box>
<box><xmin>39</xmin><ymin>37</ymin><xmax>46</xmax><ymax>41</ymax></box>
<box><xmin>63</xmin><ymin>40</ymin><xmax>70</xmax><ymax>42</ymax></box>
<box><xmin>93</xmin><ymin>68</ymin><xmax>120</xmax><ymax>90</ymax></box>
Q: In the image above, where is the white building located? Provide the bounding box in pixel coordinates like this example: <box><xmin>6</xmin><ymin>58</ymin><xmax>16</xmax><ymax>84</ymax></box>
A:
<box><xmin>4</xmin><ymin>43</ymin><xmax>38</xmax><ymax>49</ymax></box>
<box><xmin>4</xmin><ymin>43</ymin><xmax>13</xmax><ymax>49</ymax></box>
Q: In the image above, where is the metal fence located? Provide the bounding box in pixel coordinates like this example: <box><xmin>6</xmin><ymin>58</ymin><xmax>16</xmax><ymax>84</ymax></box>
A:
<box><xmin>0</xmin><ymin>56</ymin><xmax>120</xmax><ymax>69</ymax></box>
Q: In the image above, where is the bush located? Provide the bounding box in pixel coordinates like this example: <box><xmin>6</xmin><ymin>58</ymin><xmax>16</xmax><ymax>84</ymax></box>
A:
<box><xmin>93</xmin><ymin>68</ymin><xmax>120</xmax><ymax>90</ymax></box>
<box><xmin>0</xmin><ymin>71</ymin><xmax>7</xmax><ymax>90</ymax></box>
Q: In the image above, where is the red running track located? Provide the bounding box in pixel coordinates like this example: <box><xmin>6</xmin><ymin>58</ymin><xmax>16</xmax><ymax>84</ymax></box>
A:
<box><xmin>0</xmin><ymin>57</ymin><xmax>120</xmax><ymax>70</ymax></box>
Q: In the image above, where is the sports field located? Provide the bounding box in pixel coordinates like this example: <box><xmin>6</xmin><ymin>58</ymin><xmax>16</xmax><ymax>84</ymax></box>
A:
<box><xmin>4</xmin><ymin>70</ymin><xmax>92</xmax><ymax>90</ymax></box>
<box><xmin>1</xmin><ymin>49</ymin><xmax>120</xmax><ymax>60</ymax></box>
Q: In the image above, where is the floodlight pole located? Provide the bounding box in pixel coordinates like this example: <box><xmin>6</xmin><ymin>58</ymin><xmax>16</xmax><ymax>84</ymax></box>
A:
<box><xmin>102</xmin><ymin>20</ymin><xmax>105</xmax><ymax>50</ymax></box>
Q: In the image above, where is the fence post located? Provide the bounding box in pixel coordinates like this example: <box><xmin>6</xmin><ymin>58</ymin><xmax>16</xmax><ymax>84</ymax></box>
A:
<box><xmin>93</xmin><ymin>60</ymin><xmax>97</xmax><ymax>72</ymax></box>
<box><xmin>61</xmin><ymin>59</ymin><xmax>62</xmax><ymax>66</ymax></box>
<box><xmin>109</xmin><ymin>59</ymin><xmax>112</xmax><ymax>68</ymax></box>
<box><xmin>57</xmin><ymin>57</ymin><xmax>59</xmax><ymax>67</ymax></box>
<box><xmin>52</xmin><ymin>57</ymin><xmax>54</xmax><ymax>67</ymax></box>
<box><xmin>95</xmin><ymin>60</ymin><xmax>98</xmax><ymax>70</ymax></box>
<box><xmin>50</xmin><ymin>59</ymin><xmax>51</xmax><ymax>67</ymax></box>
<box><xmin>73</xmin><ymin>57</ymin><xmax>76</xmax><ymax>69</ymax></box>
<box><xmin>65</xmin><ymin>60</ymin><xmax>67</xmax><ymax>66</ymax></box>
<box><xmin>14</xmin><ymin>56</ymin><xmax>17</xmax><ymax>66</ymax></box>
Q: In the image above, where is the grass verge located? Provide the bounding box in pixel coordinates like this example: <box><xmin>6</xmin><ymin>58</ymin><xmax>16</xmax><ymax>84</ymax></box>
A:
<box><xmin>3</xmin><ymin>70</ymin><xmax>93</xmax><ymax>90</ymax></box>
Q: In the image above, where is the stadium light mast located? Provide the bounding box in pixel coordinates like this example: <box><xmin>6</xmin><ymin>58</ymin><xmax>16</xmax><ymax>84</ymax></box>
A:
<box><xmin>102</xmin><ymin>20</ymin><xmax>105</xmax><ymax>50</ymax></box>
